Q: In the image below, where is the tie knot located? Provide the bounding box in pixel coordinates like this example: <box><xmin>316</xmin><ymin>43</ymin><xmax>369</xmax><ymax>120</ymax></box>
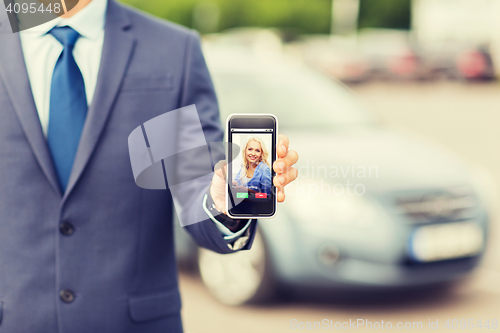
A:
<box><xmin>50</xmin><ymin>26</ymin><xmax>80</xmax><ymax>47</ymax></box>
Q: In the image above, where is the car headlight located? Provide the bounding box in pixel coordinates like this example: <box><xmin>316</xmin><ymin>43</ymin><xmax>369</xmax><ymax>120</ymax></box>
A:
<box><xmin>285</xmin><ymin>178</ymin><xmax>382</xmax><ymax>234</ymax></box>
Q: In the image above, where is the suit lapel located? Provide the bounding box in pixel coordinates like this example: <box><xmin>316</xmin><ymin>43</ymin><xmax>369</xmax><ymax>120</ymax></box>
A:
<box><xmin>63</xmin><ymin>0</ymin><xmax>136</xmax><ymax>200</ymax></box>
<box><xmin>0</xmin><ymin>18</ymin><xmax>61</xmax><ymax>195</ymax></box>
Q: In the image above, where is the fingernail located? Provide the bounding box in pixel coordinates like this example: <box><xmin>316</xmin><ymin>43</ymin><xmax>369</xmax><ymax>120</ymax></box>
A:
<box><xmin>281</xmin><ymin>145</ymin><xmax>287</xmax><ymax>153</ymax></box>
<box><xmin>277</xmin><ymin>162</ymin><xmax>285</xmax><ymax>171</ymax></box>
<box><xmin>278</xmin><ymin>176</ymin><xmax>285</xmax><ymax>185</ymax></box>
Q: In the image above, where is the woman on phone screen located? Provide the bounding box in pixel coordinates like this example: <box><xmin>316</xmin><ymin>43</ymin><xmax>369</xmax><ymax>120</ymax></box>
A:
<box><xmin>233</xmin><ymin>137</ymin><xmax>272</xmax><ymax>194</ymax></box>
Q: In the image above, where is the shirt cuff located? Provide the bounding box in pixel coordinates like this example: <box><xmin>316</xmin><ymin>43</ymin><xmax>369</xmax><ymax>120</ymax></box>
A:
<box><xmin>202</xmin><ymin>193</ymin><xmax>253</xmax><ymax>241</ymax></box>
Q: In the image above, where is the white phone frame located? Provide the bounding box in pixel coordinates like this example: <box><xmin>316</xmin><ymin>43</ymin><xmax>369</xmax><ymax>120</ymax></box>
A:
<box><xmin>225</xmin><ymin>113</ymin><xmax>278</xmax><ymax>219</ymax></box>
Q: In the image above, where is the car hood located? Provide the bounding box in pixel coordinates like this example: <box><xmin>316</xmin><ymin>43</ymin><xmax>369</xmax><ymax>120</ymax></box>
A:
<box><xmin>286</xmin><ymin>126</ymin><xmax>474</xmax><ymax>194</ymax></box>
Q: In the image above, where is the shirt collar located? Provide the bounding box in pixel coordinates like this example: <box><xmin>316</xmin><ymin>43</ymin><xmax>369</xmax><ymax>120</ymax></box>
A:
<box><xmin>21</xmin><ymin>0</ymin><xmax>107</xmax><ymax>40</ymax></box>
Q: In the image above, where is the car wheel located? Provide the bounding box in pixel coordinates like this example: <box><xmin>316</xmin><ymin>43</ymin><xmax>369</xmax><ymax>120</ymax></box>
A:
<box><xmin>198</xmin><ymin>229</ymin><xmax>274</xmax><ymax>305</ymax></box>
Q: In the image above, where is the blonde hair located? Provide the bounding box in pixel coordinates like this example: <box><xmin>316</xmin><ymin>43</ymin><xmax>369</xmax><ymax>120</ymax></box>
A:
<box><xmin>239</xmin><ymin>137</ymin><xmax>270</xmax><ymax>183</ymax></box>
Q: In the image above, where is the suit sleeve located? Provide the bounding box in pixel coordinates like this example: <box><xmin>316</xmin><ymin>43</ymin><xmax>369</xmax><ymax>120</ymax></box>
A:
<box><xmin>176</xmin><ymin>31</ymin><xmax>257</xmax><ymax>254</ymax></box>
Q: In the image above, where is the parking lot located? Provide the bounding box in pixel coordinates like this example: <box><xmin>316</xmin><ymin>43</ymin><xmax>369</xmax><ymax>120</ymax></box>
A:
<box><xmin>179</xmin><ymin>82</ymin><xmax>500</xmax><ymax>333</ymax></box>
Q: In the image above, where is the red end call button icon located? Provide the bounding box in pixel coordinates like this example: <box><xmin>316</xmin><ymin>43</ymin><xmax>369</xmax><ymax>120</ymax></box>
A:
<box><xmin>255</xmin><ymin>193</ymin><xmax>267</xmax><ymax>199</ymax></box>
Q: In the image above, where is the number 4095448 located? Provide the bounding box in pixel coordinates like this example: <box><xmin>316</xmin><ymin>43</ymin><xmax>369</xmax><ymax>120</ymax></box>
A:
<box><xmin>5</xmin><ymin>2</ymin><xmax>62</xmax><ymax>14</ymax></box>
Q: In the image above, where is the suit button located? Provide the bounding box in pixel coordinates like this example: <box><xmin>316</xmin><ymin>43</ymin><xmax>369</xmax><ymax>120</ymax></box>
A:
<box><xmin>59</xmin><ymin>222</ymin><xmax>74</xmax><ymax>236</ymax></box>
<box><xmin>59</xmin><ymin>289</ymin><xmax>75</xmax><ymax>303</ymax></box>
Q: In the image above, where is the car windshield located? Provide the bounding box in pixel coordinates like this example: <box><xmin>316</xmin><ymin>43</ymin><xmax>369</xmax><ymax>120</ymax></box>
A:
<box><xmin>210</xmin><ymin>63</ymin><xmax>376</xmax><ymax>129</ymax></box>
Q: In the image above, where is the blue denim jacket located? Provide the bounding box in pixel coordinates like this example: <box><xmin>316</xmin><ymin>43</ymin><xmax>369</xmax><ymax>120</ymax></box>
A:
<box><xmin>235</xmin><ymin>162</ymin><xmax>272</xmax><ymax>194</ymax></box>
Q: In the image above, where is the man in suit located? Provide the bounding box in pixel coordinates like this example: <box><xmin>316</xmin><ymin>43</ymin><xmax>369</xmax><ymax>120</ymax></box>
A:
<box><xmin>0</xmin><ymin>0</ymin><xmax>299</xmax><ymax>332</ymax></box>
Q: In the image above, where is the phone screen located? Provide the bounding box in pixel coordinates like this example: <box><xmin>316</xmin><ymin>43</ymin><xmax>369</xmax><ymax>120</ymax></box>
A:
<box><xmin>227</xmin><ymin>115</ymin><xmax>277</xmax><ymax>218</ymax></box>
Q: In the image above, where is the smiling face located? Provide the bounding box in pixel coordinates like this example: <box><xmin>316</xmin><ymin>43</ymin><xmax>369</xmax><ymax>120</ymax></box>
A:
<box><xmin>245</xmin><ymin>140</ymin><xmax>262</xmax><ymax>165</ymax></box>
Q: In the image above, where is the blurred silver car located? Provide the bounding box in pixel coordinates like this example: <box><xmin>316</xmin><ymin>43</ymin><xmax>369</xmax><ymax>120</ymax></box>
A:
<box><xmin>175</xmin><ymin>44</ymin><xmax>492</xmax><ymax>305</ymax></box>
<box><xmin>420</xmin><ymin>41</ymin><xmax>496</xmax><ymax>81</ymax></box>
<box><xmin>357</xmin><ymin>29</ymin><xmax>429</xmax><ymax>81</ymax></box>
<box><xmin>288</xmin><ymin>35</ymin><xmax>371</xmax><ymax>84</ymax></box>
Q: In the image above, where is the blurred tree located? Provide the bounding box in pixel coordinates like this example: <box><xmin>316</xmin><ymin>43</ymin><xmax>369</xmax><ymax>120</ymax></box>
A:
<box><xmin>358</xmin><ymin>0</ymin><xmax>411</xmax><ymax>30</ymax></box>
<box><xmin>119</xmin><ymin>0</ymin><xmax>411</xmax><ymax>34</ymax></box>
<box><xmin>120</xmin><ymin>0</ymin><xmax>331</xmax><ymax>34</ymax></box>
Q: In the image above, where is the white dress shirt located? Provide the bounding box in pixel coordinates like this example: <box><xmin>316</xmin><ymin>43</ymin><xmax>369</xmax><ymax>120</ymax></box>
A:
<box><xmin>19</xmin><ymin>0</ymin><xmax>107</xmax><ymax>137</ymax></box>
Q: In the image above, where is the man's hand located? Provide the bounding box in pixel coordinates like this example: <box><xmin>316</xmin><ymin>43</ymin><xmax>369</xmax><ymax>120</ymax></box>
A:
<box><xmin>210</xmin><ymin>134</ymin><xmax>299</xmax><ymax>213</ymax></box>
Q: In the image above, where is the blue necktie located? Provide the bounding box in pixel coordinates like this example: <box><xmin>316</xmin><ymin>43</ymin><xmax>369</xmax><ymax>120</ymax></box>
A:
<box><xmin>48</xmin><ymin>26</ymin><xmax>88</xmax><ymax>192</ymax></box>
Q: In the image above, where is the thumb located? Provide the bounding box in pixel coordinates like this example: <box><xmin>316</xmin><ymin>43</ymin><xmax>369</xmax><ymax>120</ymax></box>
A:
<box><xmin>214</xmin><ymin>160</ymin><xmax>227</xmax><ymax>180</ymax></box>
<box><xmin>211</xmin><ymin>160</ymin><xmax>227</xmax><ymax>213</ymax></box>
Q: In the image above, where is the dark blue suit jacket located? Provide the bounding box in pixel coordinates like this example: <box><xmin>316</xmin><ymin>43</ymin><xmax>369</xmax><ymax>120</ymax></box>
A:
<box><xmin>0</xmin><ymin>1</ymin><xmax>256</xmax><ymax>332</ymax></box>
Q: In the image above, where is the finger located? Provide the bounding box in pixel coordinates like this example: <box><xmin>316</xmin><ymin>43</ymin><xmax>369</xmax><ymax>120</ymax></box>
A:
<box><xmin>277</xmin><ymin>134</ymin><xmax>290</xmax><ymax>158</ymax></box>
<box><xmin>277</xmin><ymin>187</ymin><xmax>285</xmax><ymax>203</ymax></box>
<box><xmin>214</xmin><ymin>160</ymin><xmax>227</xmax><ymax>179</ymax></box>
<box><xmin>273</xmin><ymin>149</ymin><xmax>299</xmax><ymax>173</ymax></box>
<box><xmin>273</xmin><ymin>167</ymin><xmax>298</xmax><ymax>187</ymax></box>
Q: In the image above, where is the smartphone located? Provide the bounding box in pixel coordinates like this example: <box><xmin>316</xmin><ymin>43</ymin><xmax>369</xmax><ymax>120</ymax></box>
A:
<box><xmin>226</xmin><ymin>114</ymin><xmax>278</xmax><ymax>219</ymax></box>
